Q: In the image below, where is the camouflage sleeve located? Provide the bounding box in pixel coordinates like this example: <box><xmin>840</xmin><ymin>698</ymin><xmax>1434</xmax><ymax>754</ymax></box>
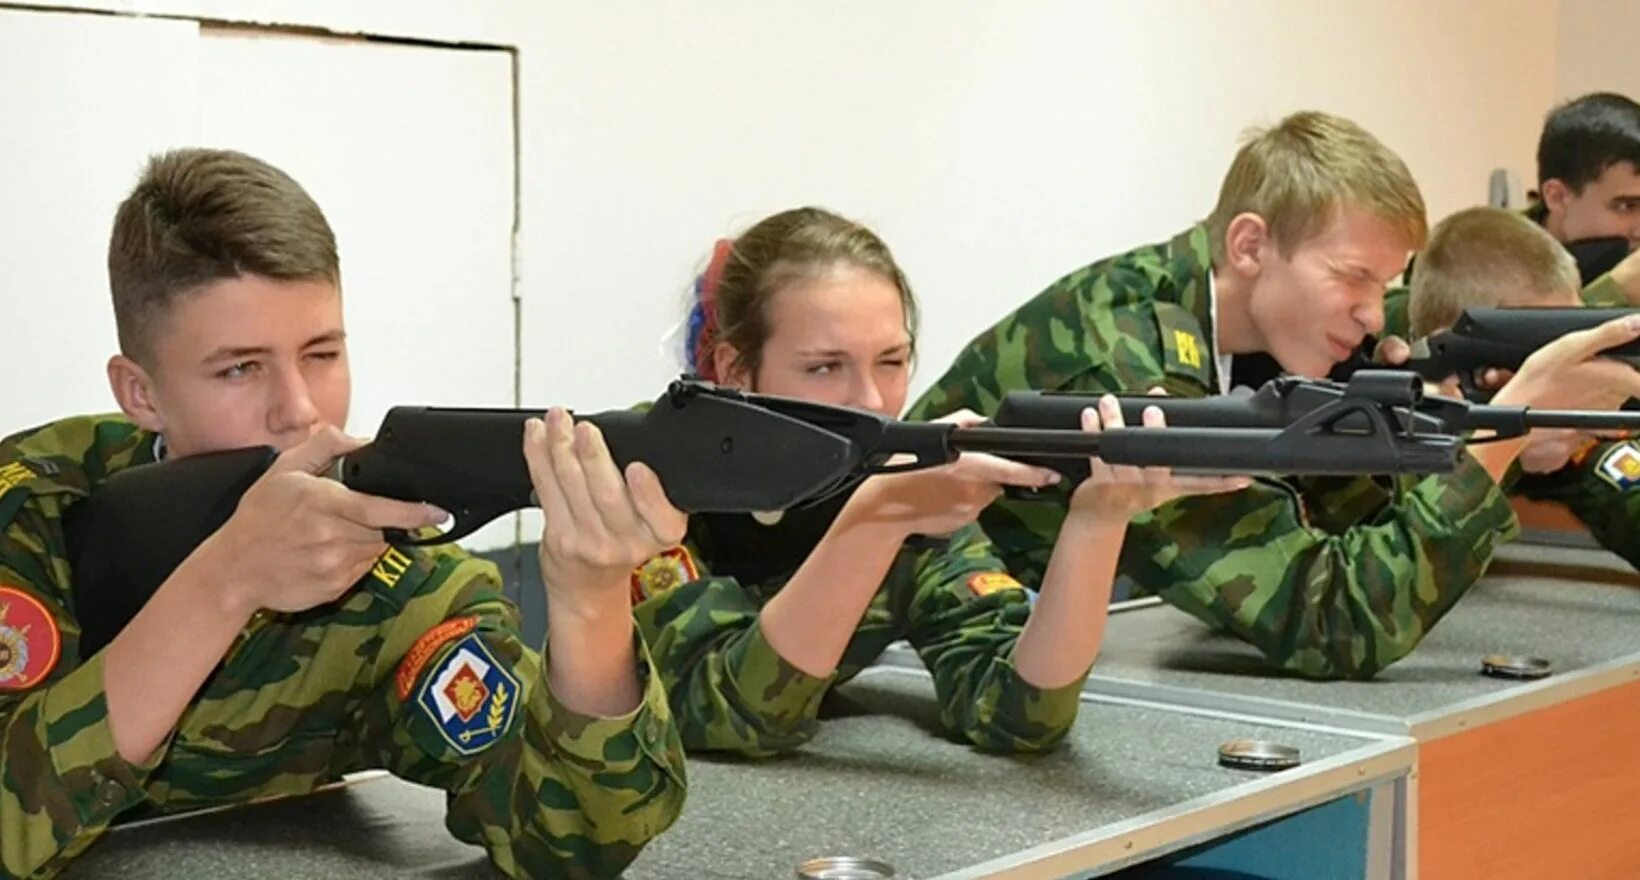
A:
<box><xmin>1581</xmin><ymin>273</ymin><xmax>1631</xmax><ymax>307</ymax></box>
<box><xmin>632</xmin><ymin>562</ymin><xmax>833</xmax><ymax>757</ymax></box>
<box><xmin>1</xmin><ymin>498</ymin><xmax>164</xmax><ymax>880</ymax></box>
<box><xmin>360</xmin><ymin>561</ymin><xmax>685</xmax><ymax>880</ymax></box>
<box><xmin>1124</xmin><ymin>455</ymin><xmax>1520</xmax><ymax>680</ymax></box>
<box><xmin>1515</xmin><ymin>440</ymin><xmax>1640</xmax><ymax>569</ymax></box>
<box><xmin>902</xmin><ymin>526</ymin><xmax>1081</xmax><ymax>753</ymax></box>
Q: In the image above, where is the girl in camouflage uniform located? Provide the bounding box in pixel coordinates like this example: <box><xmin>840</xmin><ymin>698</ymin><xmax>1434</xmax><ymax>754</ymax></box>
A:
<box><xmin>629</xmin><ymin>207</ymin><xmax>1245</xmax><ymax>757</ymax></box>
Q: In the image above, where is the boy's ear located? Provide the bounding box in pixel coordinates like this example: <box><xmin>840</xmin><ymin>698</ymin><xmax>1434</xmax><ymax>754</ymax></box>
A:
<box><xmin>106</xmin><ymin>354</ymin><xmax>166</xmax><ymax>433</ymax></box>
<box><xmin>1540</xmin><ymin>178</ymin><xmax>1571</xmax><ymax>215</ymax></box>
<box><xmin>1223</xmin><ymin>212</ymin><xmax>1269</xmax><ymax>278</ymax></box>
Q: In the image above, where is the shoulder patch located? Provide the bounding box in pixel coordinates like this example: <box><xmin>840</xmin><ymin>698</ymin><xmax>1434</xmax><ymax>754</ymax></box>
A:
<box><xmin>396</xmin><ymin>615</ymin><xmax>479</xmax><ymax>701</ymax></box>
<box><xmin>1595</xmin><ymin>442</ymin><xmax>1640</xmax><ymax>490</ymax></box>
<box><xmin>629</xmin><ymin>546</ymin><xmax>700</xmax><ymax>604</ymax></box>
<box><xmin>967</xmin><ymin>572</ymin><xmax>1025</xmax><ymax>597</ymax></box>
<box><xmin>0</xmin><ymin>587</ymin><xmax>61</xmax><ymax>691</ymax></box>
<box><xmin>415</xmin><ymin>633</ymin><xmax>520</xmax><ymax>756</ymax></box>
<box><xmin>1153</xmin><ymin>303</ymin><xmax>1214</xmax><ymax>390</ymax></box>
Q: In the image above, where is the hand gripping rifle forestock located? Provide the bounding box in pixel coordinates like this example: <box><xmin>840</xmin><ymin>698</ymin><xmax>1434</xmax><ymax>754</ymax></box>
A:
<box><xmin>989</xmin><ymin>370</ymin><xmax>1464</xmax><ymax>496</ymax></box>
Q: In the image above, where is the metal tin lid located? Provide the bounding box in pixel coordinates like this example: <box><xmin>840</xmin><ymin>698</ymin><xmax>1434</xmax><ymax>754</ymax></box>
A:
<box><xmin>1217</xmin><ymin>739</ymin><xmax>1301</xmax><ymax>771</ymax></box>
<box><xmin>1481</xmin><ymin>654</ymin><xmax>1552</xmax><ymax>680</ymax></box>
<box><xmin>796</xmin><ymin>857</ymin><xmax>897</xmax><ymax>879</ymax></box>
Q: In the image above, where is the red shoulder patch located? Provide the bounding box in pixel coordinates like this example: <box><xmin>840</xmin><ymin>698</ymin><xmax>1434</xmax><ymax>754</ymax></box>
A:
<box><xmin>396</xmin><ymin>615</ymin><xmax>479</xmax><ymax>701</ymax></box>
<box><xmin>0</xmin><ymin>587</ymin><xmax>61</xmax><ymax>691</ymax></box>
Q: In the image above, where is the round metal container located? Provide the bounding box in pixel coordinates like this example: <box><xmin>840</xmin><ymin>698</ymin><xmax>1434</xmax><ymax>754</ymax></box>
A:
<box><xmin>1217</xmin><ymin>739</ymin><xmax>1301</xmax><ymax>771</ymax></box>
<box><xmin>1481</xmin><ymin>654</ymin><xmax>1552</xmax><ymax>680</ymax></box>
<box><xmin>795</xmin><ymin>856</ymin><xmax>897</xmax><ymax>879</ymax></box>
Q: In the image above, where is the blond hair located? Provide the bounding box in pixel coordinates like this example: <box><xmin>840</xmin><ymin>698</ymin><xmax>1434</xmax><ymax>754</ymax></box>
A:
<box><xmin>1206</xmin><ymin>111</ymin><xmax>1427</xmax><ymax>263</ymax></box>
<box><xmin>1409</xmin><ymin>207</ymin><xmax>1579</xmax><ymax>338</ymax></box>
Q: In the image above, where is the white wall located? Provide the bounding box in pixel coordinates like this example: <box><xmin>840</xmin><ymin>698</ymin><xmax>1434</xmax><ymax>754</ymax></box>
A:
<box><xmin>518</xmin><ymin>1</ymin><xmax>1560</xmax><ymax>410</ymax></box>
<box><xmin>3</xmin><ymin>0</ymin><xmax>1565</xmax><ymax>420</ymax></box>
<box><xmin>1556</xmin><ymin>0</ymin><xmax>1640</xmax><ymax>102</ymax></box>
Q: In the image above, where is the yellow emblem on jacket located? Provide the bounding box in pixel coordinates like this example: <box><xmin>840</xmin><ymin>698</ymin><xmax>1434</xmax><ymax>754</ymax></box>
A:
<box><xmin>1173</xmin><ymin>329</ymin><xmax>1202</xmax><ymax>369</ymax></box>
<box><xmin>1597</xmin><ymin>442</ymin><xmax>1640</xmax><ymax>490</ymax></box>
<box><xmin>967</xmin><ymin>572</ymin><xmax>1024</xmax><ymax>597</ymax></box>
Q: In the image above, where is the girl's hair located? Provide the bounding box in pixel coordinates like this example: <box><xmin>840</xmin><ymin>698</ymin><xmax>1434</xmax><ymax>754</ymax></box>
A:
<box><xmin>684</xmin><ymin>207</ymin><xmax>917</xmax><ymax>381</ymax></box>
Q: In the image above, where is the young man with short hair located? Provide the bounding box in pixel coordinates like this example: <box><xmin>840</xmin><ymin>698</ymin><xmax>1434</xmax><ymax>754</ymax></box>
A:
<box><xmin>1531</xmin><ymin>91</ymin><xmax>1640</xmax><ymax>287</ymax></box>
<box><xmin>910</xmin><ymin>111</ymin><xmax>1640</xmax><ymax>680</ymax></box>
<box><xmin>0</xmin><ymin>149</ymin><xmax>686</xmax><ymax>879</ymax></box>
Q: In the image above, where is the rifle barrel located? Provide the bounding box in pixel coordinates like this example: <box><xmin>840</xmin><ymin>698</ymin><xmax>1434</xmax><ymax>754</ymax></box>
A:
<box><xmin>1520</xmin><ymin>409</ymin><xmax>1640</xmax><ymax>431</ymax></box>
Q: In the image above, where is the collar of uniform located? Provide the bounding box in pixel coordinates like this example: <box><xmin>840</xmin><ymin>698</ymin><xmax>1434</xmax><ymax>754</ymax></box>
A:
<box><xmin>0</xmin><ymin>415</ymin><xmax>157</xmax><ymax>530</ymax></box>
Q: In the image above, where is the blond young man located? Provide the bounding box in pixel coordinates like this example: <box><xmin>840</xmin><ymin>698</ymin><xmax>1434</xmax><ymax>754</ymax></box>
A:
<box><xmin>912</xmin><ymin>112</ymin><xmax>1640</xmax><ymax>679</ymax></box>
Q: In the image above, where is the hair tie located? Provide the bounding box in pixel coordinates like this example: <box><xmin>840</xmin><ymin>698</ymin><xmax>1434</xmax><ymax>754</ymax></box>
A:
<box><xmin>688</xmin><ymin>238</ymin><xmax>735</xmax><ymax>380</ymax></box>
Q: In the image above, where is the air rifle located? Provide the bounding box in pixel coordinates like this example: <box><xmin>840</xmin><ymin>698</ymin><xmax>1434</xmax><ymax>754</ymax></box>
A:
<box><xmin>63</xmin><ymin>374</ymin><xmax>1465</xmax><ymax>657</ymax></box>
<box><xmin>1397</xmin><ymin>306</ymin><xmax>1640</xmax><ymax>400</ymax></box>
<box><xmin>994</xmin><ymin>368</ymin><xmax>1640</xmax><ymax>488</ymax></box>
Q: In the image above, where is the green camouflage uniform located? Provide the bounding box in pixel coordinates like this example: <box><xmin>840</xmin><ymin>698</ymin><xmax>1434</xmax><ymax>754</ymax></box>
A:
<box><xmin>0</xmin><ymin>415</ymin><xmax>685</xmax><ymax>880</ymax></box>
<box><xmin>1381</xmin><ymin>280</ymin><xmax>1640</xmax><ymax>569</ymax></box>
<box><xmin>908</xmin><ymin>225</ymin><xmax>1520</xmax><ymax>681</ymax></box>
<box><xmin>630</xmin><ymin>512</ymin><xmax>1082</xmax><ymax>758</ymax></box>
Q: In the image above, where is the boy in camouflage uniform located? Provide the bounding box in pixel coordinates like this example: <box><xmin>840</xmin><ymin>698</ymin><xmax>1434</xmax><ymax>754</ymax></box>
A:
<box><xmin>1486</xmin><ymin>93</ymin><xmax>1640</xmax><ymax>563</ymax></box>
<box><xmin>0</xmin><ymin>149</ymin><xmax>686</xmax><ymax>879</ymax></box>
<box><xmin>1526</xmin><ymin>92</ymin><xmax>1640</xmax><ymax>307</ymax></box>
<box><xmin>911</xmin><ymin>111</ymin><xmax>1640</xmax><ymax>680</ymax></box>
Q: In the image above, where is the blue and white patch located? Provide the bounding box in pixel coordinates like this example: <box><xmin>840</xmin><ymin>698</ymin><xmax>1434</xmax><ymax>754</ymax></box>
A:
<box><xmin>415</xmin><ymin>634</ymin><xmax>520</xmax><ymax>756</ymax></box>
<box><xmin>1596</xmin><ymin>442</ymin><xmax>1640</xmax><ymax>491</ymax></box>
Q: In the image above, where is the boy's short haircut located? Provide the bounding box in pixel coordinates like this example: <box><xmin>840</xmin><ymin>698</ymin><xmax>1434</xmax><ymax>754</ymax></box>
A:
<box><xmin>1537</xmin><ymin>92</ymin><xmax>1640</xmax><ymax>191</ymax></box>
<box><xmin>107</xmin><ymin>148</ymin><xmax>339</xmax><ymax>365</ymax></box>
<box><xmin>1410</xmin><ymin>207</ymin><xmax>1579</xmax><ymax>338</ymax></box>
<box><xmin>1205</xmin><ymin>110</ymin><xmax>1428</xmax><ymax>263</ymax></box>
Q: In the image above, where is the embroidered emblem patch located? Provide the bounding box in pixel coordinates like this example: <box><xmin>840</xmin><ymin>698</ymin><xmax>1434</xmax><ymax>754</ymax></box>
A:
<box><xmin>967</xmin><ymin>572</ymin><xmax>1025</xmax><ymax>597</ymax></box>
<box><xmin>629</xmin><ymin>546</ymin><xmax>700</xmax><ymax>604</ymax></box>
<box><xmin>1173</xmin><ymin>330</ymin><xmax>1203</xmax><ymax>369</ymax></box>
<box><xmin>1596</xmin><ymin>442</ymin><xmax>1640</xmax><ymax>490</ymax></box>
<box><xmin>396</xmin><ymin>615</ymin><xmax>479</xmax><ymax>701</ymax></box>
<box><xmin>416</xmin><ymin>634</ymin><xmax>519</xmax><ymax>756</ymax></box>
<box><xmin>0</xmin><ymin>587</ymin><xmax>60</xmax><ymax>691</ymax></box>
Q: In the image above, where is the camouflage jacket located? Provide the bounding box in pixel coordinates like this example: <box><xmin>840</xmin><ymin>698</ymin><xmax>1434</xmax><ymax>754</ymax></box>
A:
<box><xmin>1380</xmin><ymin>287</ymin><xmax>1640</xmax><ymax>568</ymax></box>
<box><xmin>0</xmin><ymin>415</ymin><xmax>685</xmax><ymax>880</ymax></box>
<box><xmin>908</xmin><ymin>225</ymin><xmax>1520</xmax><ymax>680</ymax></box>
<box><xmin>629</xmin><ymin>503</ymin><xmax>1082</xmax><ymax>758</ymax></box>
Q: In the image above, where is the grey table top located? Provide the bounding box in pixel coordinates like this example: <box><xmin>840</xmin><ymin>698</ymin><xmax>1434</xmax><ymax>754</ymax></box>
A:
<box><xmin>65</xmin><ymin>669</ymin><xmax>1407</xmax><ymax>880</ymax></box>
<box><xmin>1085</xmin><ymin>543</ymin><xmax>1640</xmax><ymax>737</ymax></box>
